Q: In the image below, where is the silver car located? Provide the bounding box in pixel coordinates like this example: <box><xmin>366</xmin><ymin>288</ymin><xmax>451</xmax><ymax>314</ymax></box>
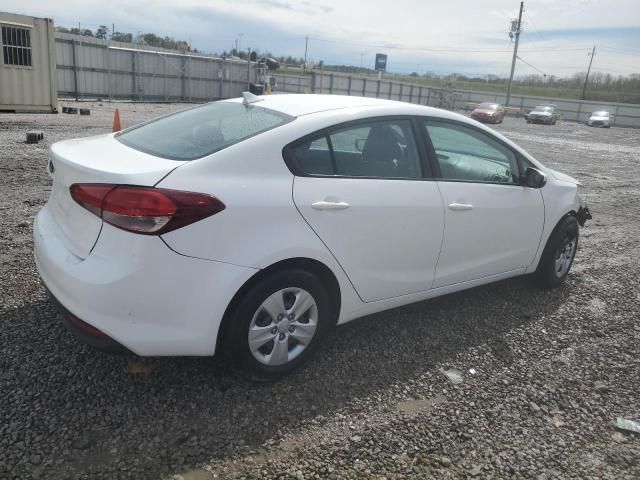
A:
<box><xmin>587</xmin><ymin>110</ymin><xmax>611</xmax><ymax>128</ymax></box>
<box><xmin>527</xmin><ymin>105</ymin><xmax>559</xmax><ymax>125</ymax></box>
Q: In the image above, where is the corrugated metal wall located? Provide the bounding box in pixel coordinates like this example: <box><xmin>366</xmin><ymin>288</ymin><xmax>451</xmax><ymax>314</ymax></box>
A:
<box><xmin>51</xmin><ymin>32</ymin><xmax>640</xmax><ymax>128</ymax></box>
<box><xmin>55</xmin><ymin>33</ymin><xmax>255</xmax><ymax>102</ymax></box>
<box><xmin>0</xmin><ymin>12</ymin><xmax>57</xmax><ymax>112</ymax></box>
<box><xmin>271</xmin><ymin>72</ymin><xmax>640</xmax><ymax>128</ymax></box>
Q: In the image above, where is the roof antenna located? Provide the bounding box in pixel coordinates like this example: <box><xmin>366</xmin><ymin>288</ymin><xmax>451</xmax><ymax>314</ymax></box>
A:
<box><xmin>242</xmin><ymin>91</ymin><xmax>264</xmax><ymax>106</ymax></box>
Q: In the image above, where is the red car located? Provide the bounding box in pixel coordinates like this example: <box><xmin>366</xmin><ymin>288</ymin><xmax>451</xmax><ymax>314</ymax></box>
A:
<box><xmin>471</xmin><ymin>102</ymin><xmax>505</xmax><ymax>124</ymax></box>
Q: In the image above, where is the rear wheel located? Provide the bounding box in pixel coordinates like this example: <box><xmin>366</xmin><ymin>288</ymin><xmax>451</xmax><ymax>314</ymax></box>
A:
<box><xmin>223</xmin><ymin>269</ymin><xmax>333</xmax><ymax>380</ymax></box>
<box><xmin>535</xmin><ymin>215</ymin><xmax>579</xmax><ymax>289</ymax></box>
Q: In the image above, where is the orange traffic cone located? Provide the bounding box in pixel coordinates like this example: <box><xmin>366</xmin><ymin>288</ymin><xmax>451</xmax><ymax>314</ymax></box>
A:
<box><xmin>112</xmin><ymin>108</ymin><xmax>122</xmax><ymax>132</ymax></box>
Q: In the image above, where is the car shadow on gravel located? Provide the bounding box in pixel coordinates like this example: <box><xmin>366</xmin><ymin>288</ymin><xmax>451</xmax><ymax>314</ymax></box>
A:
<box><xmin>2</xmin><ymin>275</ymin><xmax>573</xmax><ymax>479</ymax></box>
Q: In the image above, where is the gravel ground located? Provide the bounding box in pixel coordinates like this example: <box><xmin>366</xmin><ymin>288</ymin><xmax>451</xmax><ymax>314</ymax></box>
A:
<box><xmin>1</xmin><ymin>101</ymin><xmax>639</xmax><ymax>480</ymax></box>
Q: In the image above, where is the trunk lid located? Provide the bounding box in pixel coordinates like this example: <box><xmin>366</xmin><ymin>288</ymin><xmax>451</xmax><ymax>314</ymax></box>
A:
<box><xmin>46</xmin><ymin>133</ymin><xmax>185</xmax><ymax>259</ymax></box>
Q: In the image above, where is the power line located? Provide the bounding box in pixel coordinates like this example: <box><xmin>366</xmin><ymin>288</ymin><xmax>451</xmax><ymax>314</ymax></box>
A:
<box><xmin>516</xmin><ymin>55</ymin><xmax>546</xmax><ymax>76</ymax></box>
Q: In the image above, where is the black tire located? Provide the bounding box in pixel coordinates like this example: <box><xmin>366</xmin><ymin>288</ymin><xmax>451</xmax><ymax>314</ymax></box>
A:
<box><xmin>535</xmin><ymin>215</ymin><xmax>579</xmax><ymax>289</ymax></box>
<box><xmin>222</xmin><ymin>269</ymin><xmax>333</xmax><ymax>380</ymax></box>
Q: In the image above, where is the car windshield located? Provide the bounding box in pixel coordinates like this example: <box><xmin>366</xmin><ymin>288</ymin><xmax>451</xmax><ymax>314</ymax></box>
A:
<box><xmin>116</xmin><ymin>102</ymin><xmax>293</xmax><ymax>160</ymax></box>
<box><xmin>532</xmin><ymin>106</ymin><xmax>553</xmax><ymax>112</ymax></box>
<box><xmin>592</xmin><ymin>111</ymin><xmax>609</xmax><ymax>117</ymax></box>
<box><xmin>478</xmin><ymin>103</ymin><xmax>499</xmax><ymax>110</ymax></box>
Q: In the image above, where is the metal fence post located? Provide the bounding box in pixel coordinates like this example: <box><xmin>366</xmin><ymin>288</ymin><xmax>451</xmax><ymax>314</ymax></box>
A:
<box><xmin>347</xmin><ymin>75</ymin><xmax>352</xmax><ymax>96</ymax></box>
<box><xmin>426</xmin><ymin>88</ymin><xmax>431</xmax><ymax>106</ymax></box>
<box><xmin>164</xmin><ymin>56</ymin><xmax>169</xmax><ymax>102</ymax></box>
<box><xmin>576</xmin><ymin>101</ymin><xmax>583</xmax><ymax>123</ymax></box>
<box><xmin>376</xmin><ymin>79</ymin><xmax>381</xmax><ymax>98</ymax></box>
<box><xmin>612</xmin><ymin>105</ymin><xmax>619</xmax><ymax>126</ymax></box>
<box><xmin>131</xmin><ymin>51</ymin><xmax>136</xmax><ymax>101</ymax></box>
<box><xmin>329</xmin><ymin>74</ymin><xmax>334</xmax><ymax>94</ymax></box>
<box><xmin>181</xmin><ymin>56</ymin><xmax>186</xmax><ymax>101</ymax></box>
<box><xmin>72</xmin><ymin>40</ymin><xmax>79</xmax><ymax>101</ymax></box>
<box><xmin>362</xmin><ymin>78</ymin><xmax>367</xmax><ymax>97</ymax></box>
<box><xmin>106</xmin><ymin>46</ymin><xmax>112</xmax><ymax>102</ymax></box>
<box><xmin>417</xmin><ymin>86</ymin><xmax>422</xmax><ymax>104</ymax></box>
<box><xmin>311</xmin><ymin>72</ymin><xmax>317</xmax><ymax>93</ymax></box>
<box><xmin>399</xmin><ymin>83</ymin><xmax>403</xmax><ymax>101</ymax></box>
<box><xmin>388</xmin><ymin>82</ymin><xmax>392</xmax><ymax>99</ymax></box>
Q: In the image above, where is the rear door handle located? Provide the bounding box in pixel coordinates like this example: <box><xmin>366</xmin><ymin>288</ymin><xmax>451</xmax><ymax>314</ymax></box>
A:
<box><xmin>448</xmin><ymin>202</ymin><xmax>474</xmax><ymax>211</ymax></box>
<box><xmin>311</xmin><ymin>200</ymin><xmax>350</xmax><ymax>211</ymax></box>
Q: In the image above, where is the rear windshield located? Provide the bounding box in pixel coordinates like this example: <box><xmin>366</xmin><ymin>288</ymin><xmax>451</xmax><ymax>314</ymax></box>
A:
<box><xmin>116</xmin><ymin>102</ymin><xmax>293</xmax><ymax>160</ymax></box>
<box><xmin>478</xmin><ymin>103</ymin><xmax>499</xmax><ymax>110</ymax></box>
<box><xmin>533</xmin><ymin>106</ymin><xmax>553</xmax><ymax>112</ymax></box>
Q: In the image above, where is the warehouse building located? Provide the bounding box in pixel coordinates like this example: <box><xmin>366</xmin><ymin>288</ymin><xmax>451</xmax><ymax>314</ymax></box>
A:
<box><xmin>0</xmin><ymin>11</ymin><xmax>58</xmax><ymax>112</ymax></box>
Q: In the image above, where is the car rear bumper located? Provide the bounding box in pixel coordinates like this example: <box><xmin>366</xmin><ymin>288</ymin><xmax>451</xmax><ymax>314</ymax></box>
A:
<box><xmin>471</xmin><ymin>114</ymin><xmax>498</xmax><ymax>123</ymax></box>
<box><xmin>528</xmin><ymin>116</ymin><xmax>552</xmax><ymax>124</ymax></box>
<box><xmin>34</xmin><ymin>206</ymin><xmax>257</xmax><ymax>356</ymax></box>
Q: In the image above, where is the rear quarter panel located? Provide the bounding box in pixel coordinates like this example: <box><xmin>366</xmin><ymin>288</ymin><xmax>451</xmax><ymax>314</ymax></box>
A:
<box><xmin>156</xmin><ymin>114</ymin><xmax>371</xmax><ymax>322</ymax></box>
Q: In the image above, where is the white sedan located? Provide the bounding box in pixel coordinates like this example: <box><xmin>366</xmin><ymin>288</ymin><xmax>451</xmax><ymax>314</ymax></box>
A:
<box><xmin>34</xmin><ymin>94</ymin><xmax>591</xmax><ymax>378</ymax></box>
<box><xmin>587</xmin><ymin>110</ymin><xmax>611</xmax><ymax>128</ymax></box>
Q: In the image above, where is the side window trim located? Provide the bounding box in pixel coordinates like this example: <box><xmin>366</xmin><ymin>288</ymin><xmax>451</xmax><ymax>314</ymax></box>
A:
<box><xmin>325</xmin><ymin>133</ymin><xmax>338</xmax><ymax>174</ymax></box>
<box><xmin>420</xmin><ymin>117</ymin><xmax>523</xmax><ymax>186</ymax></box>
<box><xmin>283</xmin><ymin>115</ymin><xmax>435</xmax><ymax>180</ymax></box>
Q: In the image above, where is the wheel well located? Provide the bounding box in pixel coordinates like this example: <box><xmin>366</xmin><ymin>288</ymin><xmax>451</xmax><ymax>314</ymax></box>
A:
<box><xmin>215</xmin><ymin>258</ymin><xmax>342</xmax><ymax>354</ymax></box>
<box><xmin>534</xmin><ymin>210</ymin><xmax>578</xmax><ymax>271</ymax></box>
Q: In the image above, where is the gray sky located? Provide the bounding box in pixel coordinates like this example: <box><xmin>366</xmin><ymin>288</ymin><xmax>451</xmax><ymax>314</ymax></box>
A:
<box><xmin>5</xmin><ymin>0</ymin><xmax>640</xmax><ymax>76</ymax></box>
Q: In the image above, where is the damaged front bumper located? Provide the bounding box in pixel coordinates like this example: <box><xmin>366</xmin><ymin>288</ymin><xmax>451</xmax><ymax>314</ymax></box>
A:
<box><xmin>577</xmin><ymin>205</ymin><xmax>592</xmax><ymax>226</ymax></box>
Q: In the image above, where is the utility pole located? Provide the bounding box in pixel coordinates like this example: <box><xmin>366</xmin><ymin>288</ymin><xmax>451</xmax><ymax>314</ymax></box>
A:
<box><xmin>247</xmin><ymin>47</ymin><xmax>251</xmax><ymax>90</ymax></box>
<box><xmin>303</xmin><ymin>35</ymin><xmax>309</xmax><ymax>73</ymax></box>
<box><xmin>581</xmin><ymin>45</ymin><xmax>596</xmax><ymax>100</ymax></box>
<box><xmin>505</xmin><ymin>1</ymin><xmax>524</xmax><ymax>106</ymax></box>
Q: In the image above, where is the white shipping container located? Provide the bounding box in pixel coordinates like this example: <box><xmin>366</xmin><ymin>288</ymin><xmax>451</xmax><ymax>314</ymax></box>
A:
<box><xmin>0</xmin><ymin>11</ymin><xmax>58</xmax><ymax>113</ymax></box>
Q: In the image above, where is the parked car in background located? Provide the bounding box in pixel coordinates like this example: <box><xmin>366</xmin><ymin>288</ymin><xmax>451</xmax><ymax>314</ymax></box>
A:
<box><xmin>527</xmin><ymin>105</ymin><xmax>560</xmax><ymax>125</ymax></box>
<box><xmin>587</xmin><ymin>110</ymin><xmax>611</xmax><ymax>128</ymax></box>
<box><xmin>34</xmin><ymin>94</ymin><xmax>591</xmax><ymax>379</ymax></box>
<box><xmin>470</xmin><ymin>102</ymin><xmax>505</xmax><ymax>124</ymax></box>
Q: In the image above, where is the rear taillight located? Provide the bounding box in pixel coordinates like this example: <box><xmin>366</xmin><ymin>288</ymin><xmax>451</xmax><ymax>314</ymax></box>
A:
<box><xmin>70</xmin><ymin>184</ymin><xmax>225</xmax><ymax>235</ymax></box>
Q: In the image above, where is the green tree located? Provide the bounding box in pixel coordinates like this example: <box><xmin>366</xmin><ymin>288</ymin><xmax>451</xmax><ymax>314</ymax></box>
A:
<box><xmin>95</xmin><ymin>25</ymin><xmax>109</xmax><ymax>39</ymax></box>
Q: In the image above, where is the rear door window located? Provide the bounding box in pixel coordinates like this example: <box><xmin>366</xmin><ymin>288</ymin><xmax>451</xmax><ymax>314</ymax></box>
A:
<box><xmin>117</xmin><ymin>102</ymin><xmax>292</xmax><ymax>160</ymax></box>
<box><xmin>288</xmin><ymin>119</ymin><xmax>422</xmax><ymax>179</ymax></box>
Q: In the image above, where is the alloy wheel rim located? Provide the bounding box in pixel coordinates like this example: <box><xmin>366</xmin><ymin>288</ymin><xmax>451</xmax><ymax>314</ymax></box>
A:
<box><xmin>248</xmin><ymin>288</ymin><xmax>318</xmax><ymax>366</ymax></box>
<box><xmin>554</xmin><ymin>237</ymin><xmax>576</xmax><ymax>278</ymax></box>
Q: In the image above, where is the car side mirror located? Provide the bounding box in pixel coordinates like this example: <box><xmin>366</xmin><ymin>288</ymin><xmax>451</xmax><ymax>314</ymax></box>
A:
<box><xmin>355</xmin><ymin>138</ymin><xmax>366</xmax><ymax>152</ymax></box>
<box><xmin>523</xmin><ymin>167</ymin><xmax>547</xmax><ymax>188</ymax></box>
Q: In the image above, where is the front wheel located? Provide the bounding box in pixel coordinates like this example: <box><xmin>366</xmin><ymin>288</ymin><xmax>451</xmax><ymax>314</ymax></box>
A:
<box><xmin>535</xmin><ymin>215</ymin><xmax>579</xmax><ymax>289</ymax></box>
<box><xmin>223</xmin><ymin>269</ymin><xmax>333</xmax><ymax>380</ymax></box>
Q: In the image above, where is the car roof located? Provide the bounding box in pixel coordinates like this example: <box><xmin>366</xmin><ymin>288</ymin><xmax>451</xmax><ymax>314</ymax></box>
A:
<box><xmin>223</xmin><ymin>94</ymin><xmax>427</xmax><ymax>117</ymax></box>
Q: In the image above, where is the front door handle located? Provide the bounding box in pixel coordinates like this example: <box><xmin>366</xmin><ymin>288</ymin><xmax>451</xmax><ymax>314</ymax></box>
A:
<box><xmin>448</xmin><ymin>202</ymin><xmax>474</xmax><ymax>211</ymax></box>
<box><xmin>311</xmin><ymin>200</ymin><xmax>350</xmax><ymax>211</ymax></box>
